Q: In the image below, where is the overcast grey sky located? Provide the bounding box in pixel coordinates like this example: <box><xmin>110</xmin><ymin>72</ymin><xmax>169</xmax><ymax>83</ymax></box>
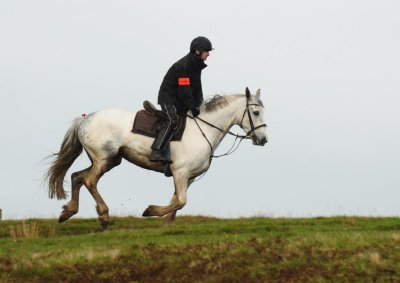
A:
<box><xmin>1</xmin><ymin>0</ymin><xmax>399</xmax><ymax>220</ymax></box>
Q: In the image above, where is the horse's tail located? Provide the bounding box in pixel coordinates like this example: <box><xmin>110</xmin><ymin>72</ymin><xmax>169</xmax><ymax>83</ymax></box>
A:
<box><xmin>44</xmin><ymin>117</ymin><xmax>84</xmax><ymax>200</ymax></box>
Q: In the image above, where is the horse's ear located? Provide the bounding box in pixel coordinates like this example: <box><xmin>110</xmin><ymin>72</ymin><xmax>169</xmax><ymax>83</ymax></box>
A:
<box><xmin>255</xmin><ymin>89</ymin><xmax>261</xmax><ymax>98</ymax></box>
<box><xmin>245</xmin><ymin>87</ymin><xmax>251</xmax><ymax>98</ymax></box>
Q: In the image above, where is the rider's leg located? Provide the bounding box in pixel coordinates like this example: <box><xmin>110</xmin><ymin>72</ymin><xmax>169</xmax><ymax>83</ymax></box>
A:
<box><xmin>150</xmin><ymin>104</ymin><xmax>179</xmax><ymax>163</ymax></box>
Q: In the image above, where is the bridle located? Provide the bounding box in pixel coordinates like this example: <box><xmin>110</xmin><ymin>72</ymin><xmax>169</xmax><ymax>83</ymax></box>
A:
<box><xmin>188</xmin><ymin>96</ymin><xmax>267</xmax><ymax>159</ymax></box>
<box><xmin>239</xmin><ymin>97</ymin><xmax>267</xmax><ymax>137</ymax></box>
<box><xmin>186</xmin><ymin>96</ymin><xmax>267</xmax><ymax>182</ymax></box>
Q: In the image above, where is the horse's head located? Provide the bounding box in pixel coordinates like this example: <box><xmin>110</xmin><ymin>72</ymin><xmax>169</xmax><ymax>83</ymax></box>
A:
<box><xmin>240</xmin><ymin>87</ymin><xmax>268</xmax><ymax>146</ymax></box>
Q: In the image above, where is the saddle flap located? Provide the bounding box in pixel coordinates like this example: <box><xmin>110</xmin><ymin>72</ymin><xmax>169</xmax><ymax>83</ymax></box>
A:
<box><xmin>132</xmin><ymin>109</ymin><xmax>187</xmax><ymax>141</ymax></box>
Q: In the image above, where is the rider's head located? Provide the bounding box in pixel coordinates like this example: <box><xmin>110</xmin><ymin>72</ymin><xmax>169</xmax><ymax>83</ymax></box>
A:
<box><xmin>190</xmin><ymin>36</ymin><xmax>213</xmax><ymax>61</ymax></box>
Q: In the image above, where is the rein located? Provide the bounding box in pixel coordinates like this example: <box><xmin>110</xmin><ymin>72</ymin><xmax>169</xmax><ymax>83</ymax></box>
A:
<box><xmin>186</xmin><ymin>97</ymin><xmax>267</xmax><ymax>183</ymax></box>
<box><xmin>189</xmin><ymin>116</ymin><xmax>247</xmax><ymax>159</ymax></box>
<box><xmin>187</xmin><ymin>98</ymin><xmax>267</xmax><ymax>160</ymax></box>
<box><xmin>186</xmin><ymin>115</ymin><xmax>248</xmax><ymax>183</ymax></box>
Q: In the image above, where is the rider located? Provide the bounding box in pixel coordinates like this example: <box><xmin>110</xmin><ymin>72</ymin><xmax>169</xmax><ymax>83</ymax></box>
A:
<box><xmin>150</xmin><ymin>36</ymin><xmax>213</xmax><ymax>164</ymax></box>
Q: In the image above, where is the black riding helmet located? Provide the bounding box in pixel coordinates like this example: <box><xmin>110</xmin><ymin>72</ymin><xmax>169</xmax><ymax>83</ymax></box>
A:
<box><xmin>190</xmin><ymin>36</ymin><xmax>214</xmax><ymax>53</ymax></box>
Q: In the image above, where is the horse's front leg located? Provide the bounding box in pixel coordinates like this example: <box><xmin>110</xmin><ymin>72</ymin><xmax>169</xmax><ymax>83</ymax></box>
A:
<box><xmin>142</xmin><ymin>172</ymin><xmax>188</xmax><ymax>217</ymax></box>
<box><xmin>164</xmin><ymin>177</ymin><xmax>195</xmax><ymax>224</ymax></box>
<box><xmin>164</xmin><ymin>194</ymin><xmax>178</xmax><ymax>224</ymax></box>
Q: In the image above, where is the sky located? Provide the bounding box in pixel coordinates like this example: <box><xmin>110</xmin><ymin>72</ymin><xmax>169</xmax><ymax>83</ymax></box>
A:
<box><xmin>0</xmin><ymin>0</ymin><xmax>399</xmax><ymax>220</ymax></box>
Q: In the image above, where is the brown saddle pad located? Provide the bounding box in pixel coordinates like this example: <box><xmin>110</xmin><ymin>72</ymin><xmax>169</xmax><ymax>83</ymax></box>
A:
<box><xmin>132</xmin><ymin>110</ymin><xmax>187</xmax><ymax>141</ymax></box>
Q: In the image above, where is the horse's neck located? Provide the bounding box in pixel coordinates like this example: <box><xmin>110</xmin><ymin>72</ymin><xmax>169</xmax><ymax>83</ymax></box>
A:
<box><xmin>200</xmin><ymin>96</ymin><xmax>245</xmax><ymax>148</ymax></box>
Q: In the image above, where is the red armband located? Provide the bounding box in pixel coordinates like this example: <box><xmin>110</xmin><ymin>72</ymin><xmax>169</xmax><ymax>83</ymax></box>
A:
<box><xmin>178</xmin><ymin>77</ymin><xmax>190</xmax><ymax>86</ymax></box>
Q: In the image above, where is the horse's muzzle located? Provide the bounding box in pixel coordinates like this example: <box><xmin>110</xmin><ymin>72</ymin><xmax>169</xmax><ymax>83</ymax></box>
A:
<box><xmin>252</xmin><ymin>135</ymin><xmax>268</xmax><ymax>146</ymax></box>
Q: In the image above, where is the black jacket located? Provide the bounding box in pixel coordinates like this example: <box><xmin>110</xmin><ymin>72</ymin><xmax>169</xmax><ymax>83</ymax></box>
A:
<box><xmin>158</xmin><ymin>52</ymin><xmax>207</xmax><ymax>114</ymax></box>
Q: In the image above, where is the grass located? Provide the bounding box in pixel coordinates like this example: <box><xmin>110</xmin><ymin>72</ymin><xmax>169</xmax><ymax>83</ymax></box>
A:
<box><xmin>9</xmin><ymin>221</ymin><xmax>41</xmax><ymax>240</ymax></box>
<box><xmin>0</xmin><ymin>216</ymin><xmax>399</xmax><ymax>282</ymax></box>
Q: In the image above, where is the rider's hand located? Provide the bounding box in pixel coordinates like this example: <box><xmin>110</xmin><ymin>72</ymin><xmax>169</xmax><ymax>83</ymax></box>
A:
<box><xmin>191</xmin><ymin>107</ymin><xmax>200</xmax><ymax>117</ymax></box>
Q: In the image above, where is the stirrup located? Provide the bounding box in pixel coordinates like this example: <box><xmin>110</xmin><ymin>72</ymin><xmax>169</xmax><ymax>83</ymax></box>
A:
<box><xmin>150</xmin><ymin>149</ymin><xmax>172</xmax><ymax>164</ymax></box>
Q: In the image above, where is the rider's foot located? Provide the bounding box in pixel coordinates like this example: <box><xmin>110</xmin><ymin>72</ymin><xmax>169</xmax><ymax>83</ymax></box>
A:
<box><xmin>150</xmin><ymin>149</ymin><xmax>172</xmax><ymax>164</ymax></box>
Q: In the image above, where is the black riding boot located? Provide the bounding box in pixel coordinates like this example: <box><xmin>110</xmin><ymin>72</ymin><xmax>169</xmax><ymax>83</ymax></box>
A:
<box><xmin>150</xmin><ymin>104</ymin><xmax>178</xmax><ymax>164</ymax></box>
<box><xmin>150</xmin><ymin>144</ymin><xmax>172</xmax><ymax>164</ymax></box>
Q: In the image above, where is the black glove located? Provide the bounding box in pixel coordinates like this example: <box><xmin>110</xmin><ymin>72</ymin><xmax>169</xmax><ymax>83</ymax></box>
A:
<box><xmin>191</xmin><ymin>107</ymin><xmax>200</xmax><ymax>117</ymax></box>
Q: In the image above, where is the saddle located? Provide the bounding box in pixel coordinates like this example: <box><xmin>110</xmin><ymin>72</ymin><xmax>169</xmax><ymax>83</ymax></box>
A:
<box><xmin>131</xmin><ymin>101</ymin><xmax>187</xmax><ymax>141</ymax></box>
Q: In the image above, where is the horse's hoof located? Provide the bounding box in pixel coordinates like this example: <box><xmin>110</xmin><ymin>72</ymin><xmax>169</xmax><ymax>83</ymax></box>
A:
<box><xmin>59</xmin><ymin>213</ymin><xmax>69</xmax><ymax>223</ymax></box>
<box><xmin>100</xmin><ymin>220</ymin><xmax>109</xmax><ymax>229</ymax></box>
<box><xmin>59</xmin><ymin>209</ymin><xmax>75</xmax><ymax>223</ymax></box>
<box><xmin>142</xmin><ymin>208</ymin><xmax>151</xmax><ymax>217</ymax></box>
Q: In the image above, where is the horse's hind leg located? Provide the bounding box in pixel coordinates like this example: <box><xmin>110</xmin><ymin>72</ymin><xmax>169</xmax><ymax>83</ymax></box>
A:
<box><xmin>59</xmin><ymin>166</ymin><xmax>92</xmax><ymax>223</ymax></box>
<box><xmin>84</xmin><ymin>156</ymin><xmax>122</xmax><ymax>228</ymax></box>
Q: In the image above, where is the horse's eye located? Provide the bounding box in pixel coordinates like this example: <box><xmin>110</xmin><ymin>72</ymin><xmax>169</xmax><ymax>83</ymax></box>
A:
<box><xmin>253</xmin><ymin>111</ymin><xmax>259</xmax><ymax>116</ymax></box>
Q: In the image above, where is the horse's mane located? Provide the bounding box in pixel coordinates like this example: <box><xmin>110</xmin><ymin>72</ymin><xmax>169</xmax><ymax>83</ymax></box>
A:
<box><xmin>202</xmin><ymin>95</ymin><xmax>230</xmax><ymax>112</ymax></box>
<box><xmin>201</xmin><ymin>93</ymin><xmax>263</xmax><ymax>113</ymax></box>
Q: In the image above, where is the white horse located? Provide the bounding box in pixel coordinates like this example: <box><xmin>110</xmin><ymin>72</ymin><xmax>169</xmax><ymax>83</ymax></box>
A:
<box><xmin>44</xmin><ymin>88</ymin><xmax>268</xmax><ymax>228</ymax></box>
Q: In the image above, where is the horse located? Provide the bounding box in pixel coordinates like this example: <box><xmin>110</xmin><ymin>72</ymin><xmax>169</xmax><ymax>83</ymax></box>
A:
<box><xmin>44</xmin><ymin>87</ymin><xmax>268</xmax><ymax>228</ymax></box>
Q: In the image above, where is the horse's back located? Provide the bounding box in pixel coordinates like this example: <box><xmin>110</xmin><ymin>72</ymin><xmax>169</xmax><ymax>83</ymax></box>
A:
<box><xmin>84</xmin><ymin>107</ymin><xmax>135</xmax><ymax>128</ymax></box>
<box><xmin>78</xmin><ymin>108</ymin><xmax>137</xmax><ymax>155</ymax></box>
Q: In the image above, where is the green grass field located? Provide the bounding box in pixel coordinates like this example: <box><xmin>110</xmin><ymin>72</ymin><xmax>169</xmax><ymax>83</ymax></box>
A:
<box><xmin>1</xmin><ymin>216</ymin><xmax>399</xmax><ymax>282</ymax></box>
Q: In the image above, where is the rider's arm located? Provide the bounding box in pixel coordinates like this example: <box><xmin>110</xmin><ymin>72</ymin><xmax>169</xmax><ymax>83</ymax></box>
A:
<box><xmin>176</xmin><ymin>65</ymin><xmax>196</xmax><ymax>111</ymax></box>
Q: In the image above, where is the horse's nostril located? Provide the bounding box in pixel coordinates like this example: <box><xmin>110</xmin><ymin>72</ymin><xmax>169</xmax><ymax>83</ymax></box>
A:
<box><xmin>261</xmin><ymin>137</ymin><xmax>267</xmax><ymax>144</ymax></box>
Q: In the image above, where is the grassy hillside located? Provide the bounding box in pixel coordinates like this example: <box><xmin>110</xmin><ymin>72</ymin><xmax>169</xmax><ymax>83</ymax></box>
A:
<box><xmin>0</xmin><ymin>216</ymin><xmax>399</xmax><ymax>282</ymax></box>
